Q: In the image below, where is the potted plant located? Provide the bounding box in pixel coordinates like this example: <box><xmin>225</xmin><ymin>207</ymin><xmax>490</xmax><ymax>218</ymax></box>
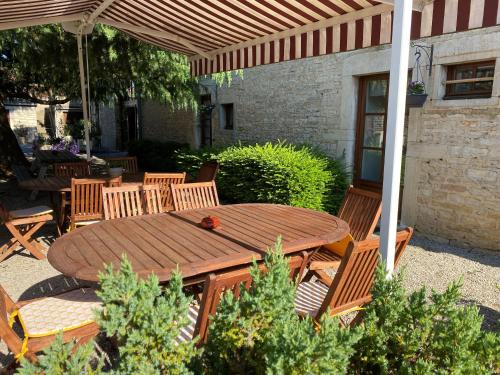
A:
<box><xmin>406</xmin><ymin>80</ymin><xmax>427</xmax><ymax>108</ymax></box>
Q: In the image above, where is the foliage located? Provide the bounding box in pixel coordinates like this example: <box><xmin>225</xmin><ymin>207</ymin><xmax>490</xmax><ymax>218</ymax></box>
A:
<box><xmin>175</xmin><ymin>142</ymin><xmax>348</xmax><ymax>213</ymax></box>
<box><xmin>407</xmin><ymin>80</ymin><xmax>425</xmax><ymax>95</ymax></box>
<box><xmin>207</xmin><ymin>70</ymin><xmax>244</xmax><ymax>87</ymax></box>
<box><xmin>50</xmin><ymin>138</ymin><xmax>80</xmax><ymax>154</ymax></box>
<box><xmin>95</xmin><ymin>256</ymin><xmax>199</xmax><ymax>374</ymax></box>
<box><xmin>16</xmin><ymin>334</ymin><xmax>103</xmax><ymax>375</ymax></box>
<box><xmin>127</xmin><ymin>139</ymin><xmax>189</xmax><ymax>172</ymax></box>
<box><xmin>350</xmin><ymin>265</ymin><xmax>500</xmax><ymax>374</ymax></box>
<box><xmin>202</xmin><ymin>237</ymin><xmax>360</xmax><ymax>374</ymax></box>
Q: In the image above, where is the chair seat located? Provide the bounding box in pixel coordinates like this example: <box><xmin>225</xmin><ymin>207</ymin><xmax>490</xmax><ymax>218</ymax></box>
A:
<box><xmin>17</xmin><ymin>288</ymin><xmax>101</xmax><ymax>336</ymax></box>
<box><xmin>10</xmin><ymin>206</ymin><xmax>53</xmax><ymax>219</ymax></box>
<box><xmin>176</xmin><ymin>303</ymin><xmax>200</xmax><ymax>343</ymax></box>
<box><xmin>294</xmin><ymin>281</ymin><xmax>329</xmax><ymax>318</ymax></box>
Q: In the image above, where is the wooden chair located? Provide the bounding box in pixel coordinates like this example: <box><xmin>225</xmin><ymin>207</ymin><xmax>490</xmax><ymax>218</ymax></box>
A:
<box><xmin>102</xmin><ymin>184</ymin><xmax>163</xmax><ymax>220</ymax></box>
<box><xmin>0</xmin><ymin>284</ymin><xmax>100</xmax><ymax>363</ymax></box>
<box><xmin>11</xmin><ymin>164</ymin><xmax>33</xmax><ymax>182</ymax></box>
<box><xmin>54</xmin><ymin>162</ymin><xmax>91</xmax><ymax>178</ymax></box>
<box><xmin>104</xmin><ymin>156</ymin><xmax>138</xmax><ymax>174</ymax></box>
<box><xmin>307</xmin><ymin>186</ymin><xmax>382</xmax><ymax>280</ymax></box>
<box><xmin>70</xmin><ymin>178</ymin><xmax>108</xmax><ymax>230</ymax></box>
<box><xmin>143</xmin><ymin>172</ymin><xmax>186</xmax><ymax>211</ymax></box>
<box><xmin>295</xmin><ymin>228</ymin><xmax>413</xmax><ymax>324</ymax></box>
<box><xmin>195</xmin><ymin>161</ymin><xmax>219</xmax><ymax>183</ymax></box>
<box><xmin>171</xmin><ymin>181</ymin><xmax>220</xmax><ymax>211</ymax></box>
<box><xmin>0</xmin><ymin>201</ymin><xmax>53</xmax><ymax>263</ymax></box>
<box><xmin>178</xmin><ymin>252</ymin><xmax>310</xmax><ymax>344</ymax></box>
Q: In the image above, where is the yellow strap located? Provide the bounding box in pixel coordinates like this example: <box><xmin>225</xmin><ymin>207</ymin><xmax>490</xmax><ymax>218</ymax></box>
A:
<box><xmin>8</xmin><ymin>310</ymin><xmax>28</xmax><ymax>361</ymax></box>
<box><xmin>14</xmin><ymin>337</ymin><xmax>28</xmax><ymax>361</ymax></box>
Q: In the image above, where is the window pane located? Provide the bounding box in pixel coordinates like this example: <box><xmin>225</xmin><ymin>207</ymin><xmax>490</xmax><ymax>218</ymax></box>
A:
<box><xmin>454</xmin><ymin>66</ymin><xmax>474</xmax><ymax>80</ymax></box>
<box><xmin>476</xmin><ymin>64</ymin><xmax>495</xmax><ymax>78</ymax></box>
<box><xmin>452</xmin><ymin>82</ymin><xmax>473</xmax><ymax>94</ymax></box>
<box><xmin>361</xmin><ymin>149</ymin><xmax>383</xmax><ymax>182</ymax></box>
<box><xmin>474</xmin><ymin>80</ymin><xmax>493</xmax><ymax>92</ymax></box>
<box><xmin>363</xmin><ymin>115</ymin><xmax>385</xmax><ymax>147</ymax></box>
<box><xmin>365</xmin><ymin>79</ymin><xmax>387</xmax><ymax>113</ymax></box>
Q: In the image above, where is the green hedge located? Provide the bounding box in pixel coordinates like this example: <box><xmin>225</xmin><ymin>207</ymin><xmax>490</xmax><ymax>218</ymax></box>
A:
<box><xmin>128</xmin><ymin>140</ymin><xmax>188</xmax><ymax>172</ymax></box>
<box><xmin>175</xmin><ymin>142</ymin><xmax>348</xmax><ymax>213</ymax></box>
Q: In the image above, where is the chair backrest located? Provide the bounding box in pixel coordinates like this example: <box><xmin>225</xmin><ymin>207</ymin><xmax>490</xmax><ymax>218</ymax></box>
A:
<box><xmin>195</xmin><ymin>161</ymin><xmax>219</xmax><ymax>183</ymax></box>
<box><xmin>71</xmin><ymin>178</ymin><xmax>107</xmax><ymax>225</ymax></box>
<box><xmin>316</xmin><ymin>228</ymin><xmax>413</xmax><ymax>319</ymax></box>
<box><xmin>338</xmin><ymin>185</ymin><xmax>382</xmax><ymax>241</ymax></box>
<box><xmin>143</xmin><ymin>172</ymin><xmax>186</xmax><ymax>211</ymax></box>
<box><xmin>0</xmin><ymin>284</ymin><xmax>23</xmax><ymax>358</ymax></box>
<box><xmin>194</xmin><ymin>252</ymin><xmax>309</xmax><ymax>343</ymax></box>
<box><xmin>105</xmin><ymin>156</ymin><xmax>138</xmax><ymax>174</ymax></box>
<box><xmin>171</xmin><ymin>181</ymin><xmax>219</xmax><ymax>211</ymax></box>
<box><xmin>102</xmin><ymin>184</ymin><xmax>164</xmax><ymax>220</ymax></box>
<box><xmin>394</xmin><ymin>227</ymin><xmax>414</xmax><ymax>268</ymax></box>
<box><xmin>11</xmin><ymin>164</ymin><xmax>32</xmax><ymax>182</ymax></box>
<box><xmin>54</xmin><ymin>162</ymin><xmax>91</xmax><ymax>178</ymax></box>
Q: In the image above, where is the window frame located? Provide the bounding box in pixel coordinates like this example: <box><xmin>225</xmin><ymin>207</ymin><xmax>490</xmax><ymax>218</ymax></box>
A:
<box><xmin>444</xmin><ymin>60</ymin><xmax>495</xmax><ymax>100</ymax></box>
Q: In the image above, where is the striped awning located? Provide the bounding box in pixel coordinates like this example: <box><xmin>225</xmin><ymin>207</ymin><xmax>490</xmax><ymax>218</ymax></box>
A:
<box><xmin>0</xmin><ymin>0</ymin><xmax>499</xmax><ymax>76</ymax></box>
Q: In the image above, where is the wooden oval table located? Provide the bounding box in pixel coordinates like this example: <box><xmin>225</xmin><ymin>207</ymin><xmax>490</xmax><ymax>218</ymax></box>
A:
<box><xmin>48</xmin><ymin>204</ymin><xmax>349</xmax><ymax>283</ymax></box>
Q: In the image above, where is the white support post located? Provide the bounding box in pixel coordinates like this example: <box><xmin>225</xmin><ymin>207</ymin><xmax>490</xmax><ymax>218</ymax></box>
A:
<box><xmin>77</xmin><ymin>33</ymin><xmax>91</xmax><ymax>161</ymax></box>
<box><xmin>380</xmin><ymin>0</ymin><xmax>413</xmax><ymax>274</ymax></box>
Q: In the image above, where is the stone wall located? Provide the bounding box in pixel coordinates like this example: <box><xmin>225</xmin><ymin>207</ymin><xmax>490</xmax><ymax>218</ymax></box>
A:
<box><xmin>141</xmin><ymin>99</ymin><xmax>196</xmax><ymax>146</ymax></box>
<box><xmin>5</xmin><ymin>102</ymin><xmax>38</xmax><ymax>142</ymax></box>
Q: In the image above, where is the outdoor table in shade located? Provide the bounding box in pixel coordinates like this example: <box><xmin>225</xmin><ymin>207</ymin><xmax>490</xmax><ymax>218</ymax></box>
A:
<box><xmin>47</xmin><ymin>204</ymin><xmax>350</xmax><ymax>283</ymax></box>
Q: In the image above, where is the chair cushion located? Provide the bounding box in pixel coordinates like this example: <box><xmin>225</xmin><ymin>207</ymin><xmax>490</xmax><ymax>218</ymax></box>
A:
<box><xmin>10</xmin><ymin>206</ymin><xmax>53</xmax><ymax>219</ymax></box>
<box><xmin>75</xmin><ymin>220</ymin><xmax>101</xmax><ymax>227</ymax></box>
<box><xmin>176</xmin><ymin>303</ymin><xmax>200</xmax><ymax>343</ymax></box>
<box><xmin>17</xmin><ymin>288</ymin><xmax>101</xmax><ymax>337</ymax></box>
<box><xmin>321</xmin><ymin>234</ymin><xmax>353</xmax><ymax>257</ymax></box>
<box><xmin>294</xmin><ymin>281</ymin><xmax>329</xmax><ymax>318</ymax></box>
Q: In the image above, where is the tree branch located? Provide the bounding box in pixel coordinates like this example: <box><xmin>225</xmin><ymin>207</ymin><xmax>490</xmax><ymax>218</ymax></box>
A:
<box><xmin>6</xmin><ymin>91</ymin><xmax>71</xmax><ymax>105</ymax></box>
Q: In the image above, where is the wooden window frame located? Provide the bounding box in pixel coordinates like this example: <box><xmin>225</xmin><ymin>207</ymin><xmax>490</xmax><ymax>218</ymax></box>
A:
<box><xmin>444</xmin><ymin>60</ymin><xmax>495</xmax><ymax>100</ymax></box>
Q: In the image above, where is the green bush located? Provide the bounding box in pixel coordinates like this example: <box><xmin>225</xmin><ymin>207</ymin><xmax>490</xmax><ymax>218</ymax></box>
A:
<box><xmin>175</xmin><ymin>142</ymin><xmax>348</xmax><ymax>213</ymax></box>
<box><xmin>95</xmin><ymin>257</ymin><xmax>199</xmax><ymax>374</ymax></box>
<box><xmin>350</xmin><ymin>265</ymin><xmax>500</xmax><ymax>374</ymax></box>
<box><xmin>202</xmin><ymin>237</ymin><xmax>361</xmax><ymax>374</ymax></box>
<box><xmin>128</xmin><ymin>140</ymin><xmax>188</xmax><ymax>172</ymax></box>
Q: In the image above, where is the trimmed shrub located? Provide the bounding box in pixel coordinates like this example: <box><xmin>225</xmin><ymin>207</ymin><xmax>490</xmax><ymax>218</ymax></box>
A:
<box><xmin>175</xmin><ymin>142</ymin><xmax>348</xmax><ymax>213</ymax></box>
<box><xmin>128</xmin><ymin>140</ymin><xmax>188</xmax><ymax>172</ymax></box>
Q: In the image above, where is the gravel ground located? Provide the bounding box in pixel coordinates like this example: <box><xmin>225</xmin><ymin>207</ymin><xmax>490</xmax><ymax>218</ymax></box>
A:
<box><xmin>0</xmin><ymin>181</ymin><xmax>499</xmax><ymax>368</ymax></box>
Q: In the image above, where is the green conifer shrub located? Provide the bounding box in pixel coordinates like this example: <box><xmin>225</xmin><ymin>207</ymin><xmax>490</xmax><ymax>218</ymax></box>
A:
<box><xmin>95</xmin><ymin>257</ymin><xmax>199</xmax><ymax>374</ymax></box>
<box><xmin>16</xmin><ymin>334</ymin><xmax>103</xmax><ymax>375</ymax></box>
<box><xmin>202</xmin><ymin>237</ymin><xmax>361</xmax><ymax>374</ymax></box>
<box><xmin>350</xmin><ymin>265</ymin><xmax>500</xmax><ymax>374</ymax></box>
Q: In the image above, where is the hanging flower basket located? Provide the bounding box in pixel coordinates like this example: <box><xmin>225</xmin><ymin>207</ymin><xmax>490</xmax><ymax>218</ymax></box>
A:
<box><xmin>406</xmin><ymin>94</ymin><xmax>428</xmax><ymax>108</ymax></box>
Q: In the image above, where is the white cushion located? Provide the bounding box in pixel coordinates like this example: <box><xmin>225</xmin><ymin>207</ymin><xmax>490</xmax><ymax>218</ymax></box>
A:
<box><xmin>10</xmin><ymin>206</ymin><xmax>53</xmax><ymax>219</ymax></box>
<box><xmin>294</xmin><ymin>281</ymin><xmax>329</xmax><ymax>318</ymax></box>
<box><xmin>18</xmin><ymin>288</ymin><xmax>101</xmax><ymax>336</ymax></box>
<box><xmin>176</xmin><ymin>303</ymin><xmax>200</xmax><ymax>343</ymax></box>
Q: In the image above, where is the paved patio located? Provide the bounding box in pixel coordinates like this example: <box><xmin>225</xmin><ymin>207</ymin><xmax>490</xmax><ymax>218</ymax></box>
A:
<box><xmin>1</xmin><ymin>179</ymin><xmax>499</xmax><ymax>367</ymax></box>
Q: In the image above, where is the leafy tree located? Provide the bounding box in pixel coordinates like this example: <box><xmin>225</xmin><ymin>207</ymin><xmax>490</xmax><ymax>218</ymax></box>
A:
<box><xmin>16</xmin><ymin>334</ymin><xmax>103</xmax><ymax>375</ymax></box>
<box><xmin>0</xmin><ymin>24</ymin><xmax>197</xmax><ymax>174</ymax></box>
<box><xmin>202</xmin><ymin>237</ymin><xmax>360</xmax><ymax>374</ymax></box>
<box><xmin>350</xmin><ymin>265</ymin><xmax>500</xmax><ymax>374</ymax></box>
<box><xmin>96</xmin><ymin>256</ymin><xmax>199</xmax><ymax>374</ymax></box>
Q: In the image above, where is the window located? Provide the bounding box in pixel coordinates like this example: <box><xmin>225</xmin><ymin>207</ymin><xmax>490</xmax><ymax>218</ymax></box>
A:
<box><xmin>445</xmin><ymin>61</ymin><xmax>495</xmax><ymax>99</ymax></box>
<box><xmin>220</xmin><ymin>103</ymin><xmax>234</xmax><ymax>130</ymax></box>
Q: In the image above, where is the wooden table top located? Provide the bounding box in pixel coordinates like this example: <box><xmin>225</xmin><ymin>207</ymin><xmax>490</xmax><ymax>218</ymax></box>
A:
<box><xmin>18</xmin><ymin>174</ymin><xmax>145</xmax><ymax>192</ymax></box>
<box><xmin>47</xmin><ymin>204</ymin><xmax>349</xmax><ymax>282</ymax></box>
<box><xmin>34</xmin><ymin>150</ymin><xmax>81</xmax><ymax>164</ymax></box>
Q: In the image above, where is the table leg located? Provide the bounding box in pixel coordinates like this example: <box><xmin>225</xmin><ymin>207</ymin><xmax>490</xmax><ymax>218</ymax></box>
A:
<box><xmin>58</xmin><ymin>192</ymin><xmax>68</xmax><ymax>236</ymax></box>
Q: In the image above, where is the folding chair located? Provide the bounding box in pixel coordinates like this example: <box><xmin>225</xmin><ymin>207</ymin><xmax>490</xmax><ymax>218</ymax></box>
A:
<box><xmin>102</xmin><ymin>184</ymin><xmax>163</xmax><ymax>220</ymax></box>
<box><xmin>54</xmin><ymin>162</ymin><xmax>91</xmax><ymax>177</ymax></box>
<box><xmin>143</xmin><ymin>172</ymin><xmax>186</xmax><ymax>211</ymax></box>
<box><xmin>104</xmin><ymin>156</ymin><xmax>138</xmax><ymax>174</ymax></box>
<box><xmin>0</xmin><ymin>201</ymin><xmax>53</xmax><ymax>262</ymax></box>
<box><xmin>171</xmin><ymin>181</ymin><xmax>220</xmax><ymax>211</ymax></box>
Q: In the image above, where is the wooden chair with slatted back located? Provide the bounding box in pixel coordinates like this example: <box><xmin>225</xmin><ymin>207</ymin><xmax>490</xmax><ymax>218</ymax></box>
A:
<box><xmin>70</xmin><ymin>178</ymin><xmax>108</xmax><ymax>230</ymax></box>
<box><xmin>394</xmin><ymin>227</ymin><xmax>414</xmax><ymax>268</ymax></box>
<box><xmin>171</xmin><ymin>181</ymin><xmax>220</xmax><ymax>211</ymax></box>
<box><xmin>54</xmin><ymin>162</ymin><xmax>91</xmax><ymax>178</ymax></box>
<box><xmin>0</xmin><ymin>201</ymin><xmax>53</xmax><ymax>262</ymax></box>
<box><xmin>0</xmin><ymin>284</ymin><xmax>100</xmax><ymax>364</ymax></box>
<box><xmin>102</xmin><ymin>184</ymin><xmax>164</xmax><ymax>220</ymax></box>
<box><xmin>295</xmin><ymin>228</ymin><xmax>413</xmax><ymax>324</ymax></box>
<box><xmin>178</xmin><ymin>252</ymin><xmax>310</xmax><ymax>344</ymax></box>
<box><xmin>195</xmin><ymin>161</ymin><xmax>219</xmax><ymax>183</ymax></box>
<box><xmin>104</xmin><ymin>156</ymin><xmax>138</xmax><ymax>174</ymax></box>
<box><xmin>307</xmin><ymin>186</ymin><xmax>382</xmax><ymax>280</ymax></box>
<box><xmin>143</xmin><ymin>172</ymin><xmax>186</xmax><ymax>211</ymax></box>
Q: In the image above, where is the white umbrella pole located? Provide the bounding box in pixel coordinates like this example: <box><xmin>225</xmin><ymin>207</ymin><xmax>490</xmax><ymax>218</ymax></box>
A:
<box><xmin>380</xmin><ymin>0</ymin><xmax>413</xmax><ymax>274</ymax></box>
<box><xmin>77</xmin><ymin>32</ymin><xmax>91</xmax><ymax>160</ymax></box>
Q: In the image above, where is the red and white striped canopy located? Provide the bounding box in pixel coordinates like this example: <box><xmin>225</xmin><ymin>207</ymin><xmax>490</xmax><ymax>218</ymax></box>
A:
<box><xmin>0</xmin><ymin>0</ymin><xmax>499</xmax><ymax>76</ymax></box>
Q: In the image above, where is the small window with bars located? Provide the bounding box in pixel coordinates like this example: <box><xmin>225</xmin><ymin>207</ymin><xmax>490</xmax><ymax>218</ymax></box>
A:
<box><xmin>444</xmin><ymin>61</ymin><xmax>495</xmax><ymax>99</ymax></box>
